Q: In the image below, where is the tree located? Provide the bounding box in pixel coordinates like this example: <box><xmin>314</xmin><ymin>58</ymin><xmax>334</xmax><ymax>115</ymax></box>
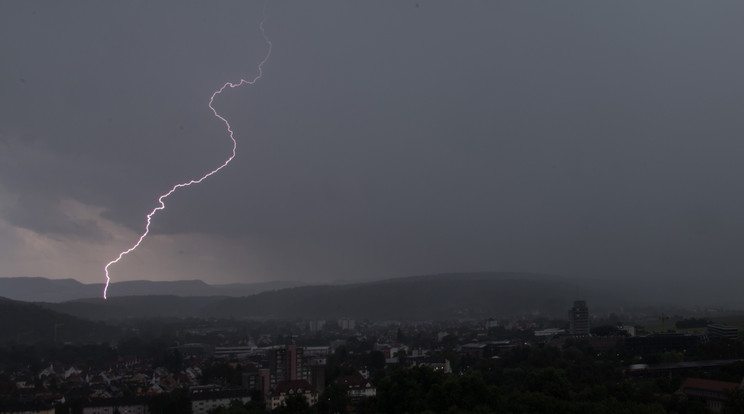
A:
<box><xmin>201</xmin><ymin>362</ymin><xmax>242</xmax><ymax>386</ymax></box>
<box><xmin>396</xmin><ymin>328</ymin><xmax>406</xmax><ymax>344</ymax></box>
<box><xmin>395</xmin><ymin>349</ymin><xmax>408</xmax><ymax>366</ymax></box>
<box><xmin>209</xmin><ymin>399</ymin><xmax>265</xmax><ymax>414</ymax></box>
<box><xmin>367</xmin><ymin>350</ymin><xmax>386</xmax><ymax>371</ymax></box>
<box><xmin>149</xmin><ymin>389</ymin><xmax>192</xmax><ymax>414</ymax></box>
<box><xmin>723</xmin><ymin>388</ymin><xmax>744</xmax><ymax>414</ymax></box>
<box><xmin>458</xmin><ymin>372</ymin><xmax>492</xmax><ymax>410</ymax></box>
<box><xmin>272</xmin><ymin>395</ymin><xmax>312</xmax><ymax>414</ymax></box>
<box><xmin>660</xmin><ymin>351</ymin><xmax>684</xmax><ymax>364</ymax></box>
<box><xmin>675</xmin><ymin>318</ymin><xmax>711</xmax><ymax>330</ymax></box>
<box><xmin>440</xmin><ymin>334</ymin><xmax>459</xmax><ymax>349</ymax></box>
<box><xmin>376</xmin><ymin>366</ymin><xmax>444</xmax><ymax>414</ymax></box>
<box><xmin>317</xmin><ymin>383</ymin><xmax>350</xmax><ymax>414</ymax></box>
<box><xmin>525</xmin><ymin>367</ymin><xmax>571</xmax><ymax>399</ymax></box>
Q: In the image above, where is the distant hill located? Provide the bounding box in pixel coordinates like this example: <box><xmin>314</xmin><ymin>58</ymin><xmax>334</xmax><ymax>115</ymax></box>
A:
<box><xmin>202</xmin><ymin>272</ymin><xmax>614</xmax><ymax>320</ymax></box>
<box><xmin>0</xmin><ymin>277</ymin><xmax>99</xmax><ymax>303</ymax></box>
<box><xmin>0</xmin><ymin>297</ymin><xmax>119</xmax><ymax>344</ymax></box>
<box><xmin>42</xmin><ymin>295</ymin><xmax>226</xmax><ymax>321</ymax></box>
<box><xmin>32</xmin><ymin>272</ymin><xmax>619</xmax><ymax>321</ymax></box>
<box><xmin>13</xmin><ymin>272</ymin><xmax>739</xmax><ymax>322</ymax></box>
<box><xmin>198</xmin><ymin>272</ymin><xmax>741</xmax><ymax>320</ymax></box>
<box><xmin>0</xmin><ymin>277</ymin><xmax>304</xmax><ymax>302</ymax></box>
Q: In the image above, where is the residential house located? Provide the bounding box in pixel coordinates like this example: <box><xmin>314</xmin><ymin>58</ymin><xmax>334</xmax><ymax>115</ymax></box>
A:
<box><xmin>265</xmin><ymin>380</ymin><xmax>318</xmax><ymax>411</ymax></box>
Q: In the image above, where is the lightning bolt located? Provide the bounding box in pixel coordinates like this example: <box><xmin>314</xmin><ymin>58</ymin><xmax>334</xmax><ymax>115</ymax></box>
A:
<box><xmin>103</xmin><ymin>4</ymin><xmax>273</xmax><ymax>299</ymax></box>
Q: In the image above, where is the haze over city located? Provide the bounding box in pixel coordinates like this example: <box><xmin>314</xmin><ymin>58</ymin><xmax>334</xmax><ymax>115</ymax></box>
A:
<box><xmin>2</xmin><ymin>1</ymin><xmax>744</xmax><ymax>291</ymax></box>
<box><xmin>6</xmin><ymin>3</ymin><xmax>744</xmax><ymax>413</ymax></box>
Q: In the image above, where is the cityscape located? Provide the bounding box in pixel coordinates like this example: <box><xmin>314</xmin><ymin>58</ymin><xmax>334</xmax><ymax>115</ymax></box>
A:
<box><xmin>3</xmin><ymin>1</ymin><xmax>744</xmax><ymax>413</ymax></box>
<box><xmin>2</xmin><ymin>277</ymin><xmax>744</xmax><ymax>413</ymax></box>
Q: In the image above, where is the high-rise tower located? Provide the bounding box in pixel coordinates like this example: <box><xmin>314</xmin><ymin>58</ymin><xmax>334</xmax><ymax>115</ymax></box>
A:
<box><xmin>268</xmin><ymin>344</ymin><xmax>303</xmax><ymax>386</ymax></box>
<box><xmin>569</xmin><ymin>300</ymin><xmax>589</xmax><ymax>335</ymax></box>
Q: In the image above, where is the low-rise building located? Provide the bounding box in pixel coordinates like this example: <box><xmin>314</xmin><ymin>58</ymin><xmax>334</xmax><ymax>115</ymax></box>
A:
<box><xmin>82</xmin><ymin>397</ymin><xmax>149</xmax><ymax>414</ymax></box>
<box><xmin>266</xmin><ymin>380</ymin><xmax>318</xmax><ymax>411</ymax></box>
<box><xmin>707</xmin><ymin>324</ymin><xmax>739</xmax><ymax>341</ymax></box>
<box><xmin>191</xmin><ymin>388</ymin><xmax>252</xmax><ymax>414</ymax></box>
<box><xmin>534</xmin><ymin>328</ymin><xmax>566</xmax><ymax>337</ymax></box>
<box><xmin>459</xmin><ymin>343</ymin><xmax>487</xmax><ymax>359</ymax></box>
<box><xmin>334</xmin><ymin>373</ymin><xmax>376</xmax><ymax>399</ymax></box>
<box><xmin>675</xmin><ymin>377</ymin><xmax>741</xmax><ymax>413</ymax></box>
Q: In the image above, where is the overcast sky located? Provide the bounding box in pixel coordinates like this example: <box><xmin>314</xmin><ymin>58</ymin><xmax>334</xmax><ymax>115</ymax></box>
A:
<box><xmin>1</xmin><ymin>1</ymin><xmax>744</xmax><ymax>287</ymax></box>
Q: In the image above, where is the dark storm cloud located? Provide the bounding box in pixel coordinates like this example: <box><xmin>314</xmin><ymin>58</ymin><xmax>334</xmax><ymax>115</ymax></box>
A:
<box><xmin>3</xmin><ymin>193</ymin><xmax>111</xmax><ymax>241</ymax></box>
<box><xmin>0</xmin><ymin>1</ymin><xmax>269</xmax><ymax>232</ymax></box>
<box><xmin>2</xmin><ymin>1</ymin><xmax>744</xmax><ymax>284</ymax></box>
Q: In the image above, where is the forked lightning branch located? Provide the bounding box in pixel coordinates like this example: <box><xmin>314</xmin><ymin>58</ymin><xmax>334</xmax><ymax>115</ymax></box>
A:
<box><xmin>103</xmin><ymin>6</ymin><xmax>273</xmax><ymax>299</ymax></box>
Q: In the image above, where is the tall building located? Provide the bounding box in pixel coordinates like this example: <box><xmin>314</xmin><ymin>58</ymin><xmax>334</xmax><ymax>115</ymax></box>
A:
<box><xmin>268</xmin><ymin>344</ymin><xmax>303</xmax><ymax>387</ymax></box>
<box><xmin>338</xmin><ymin>318</ymin><xmax>356</xmax><ymax>330</ymax></box>
<box><xmin>307</xmin><ymin>320</ymin><xmax>326</xmax><ymax>332</ymax></box>
<box><xmin>569</xmin><ymin>300</ymin><xmax>589</xmax><ymax>335</ymax></box>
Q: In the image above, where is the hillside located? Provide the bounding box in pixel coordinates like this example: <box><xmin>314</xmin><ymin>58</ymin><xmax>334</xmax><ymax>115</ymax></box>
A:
<box><xmin>33</xmin><ymin>272</ymin><xmax>619</xmax><ymax>321</ymax></box>
<box><xmin>202</xmin><ymin>272</ymin><xmax>614</xmax><ymax>320</ymax></box>
<box><xmin>42</xmin><ymin>295</ymin><xmax>225</xmax><ymax>321</ymax></box>
<box><xmin>0</xmin><ymin>277</ymin><xmax>304</xmax><ymax>302</ymax></box>
<box><xmin>19</xmin><ymin>272</ymin><xmax>739</xmax><ymax>322</ymax></box>
<box><xmin>0</xmin><ymin>297</ymin><xmax>118</xmax><ymax>344</ymax></box>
